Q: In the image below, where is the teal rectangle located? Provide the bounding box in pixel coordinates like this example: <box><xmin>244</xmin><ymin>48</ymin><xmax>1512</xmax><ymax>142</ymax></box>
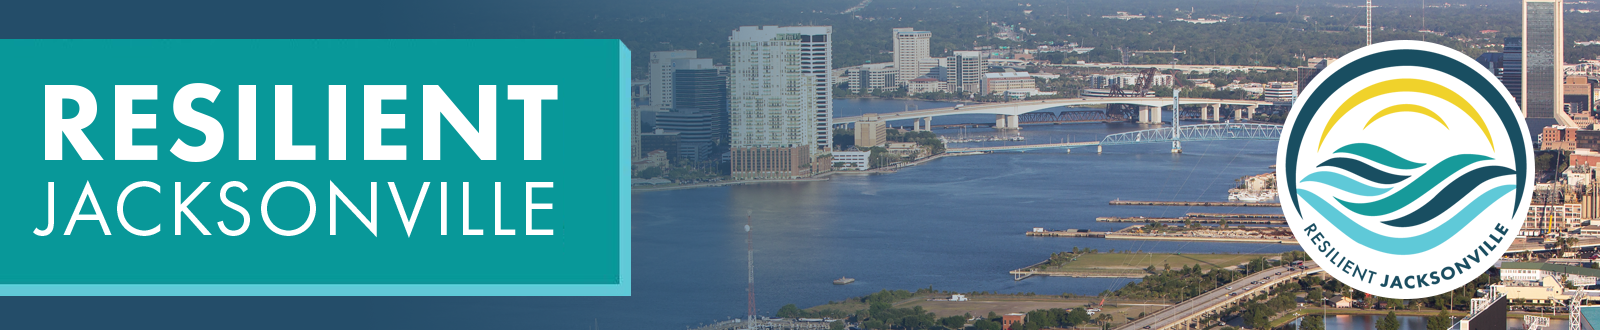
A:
<box><xmin>0</xmin><ymin>39</ymin><xmax>630</xmax><ymax>295</ymax></box>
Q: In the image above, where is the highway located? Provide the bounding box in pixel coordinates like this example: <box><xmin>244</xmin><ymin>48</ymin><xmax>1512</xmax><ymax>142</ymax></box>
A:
<box><xmin>1116</xmin><ymin>262</ymin><xmax>1323</xmax><ymax>330</ymax></box>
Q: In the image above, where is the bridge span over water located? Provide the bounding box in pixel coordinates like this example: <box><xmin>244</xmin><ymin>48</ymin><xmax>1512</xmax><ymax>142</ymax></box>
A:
<box><xmin>946</xmin><ymin>123</ymin><xmax>1283</xmax><ymax>153</ymax></box>
<box><xmin>835</xmin><ymin>97</ymin><xmax>1275</xmax><ymax>130</ymax></box>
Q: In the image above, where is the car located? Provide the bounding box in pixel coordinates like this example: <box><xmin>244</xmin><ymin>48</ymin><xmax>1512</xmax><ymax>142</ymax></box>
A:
<box><xmin>1144</xmin><ymin>326</ymin><xmax>1152</xmax><ymax>329</ymax></box>
<box><xmin>1226</xmin><ymin>286</ymin><xmax>1234</xmax><ymax>290</ymax></box>
<box><xmin>1250</xmin><ymin>281</ymin><xmax>1258</xmax><ymax>284</ymax></box>
<box><xmin>1229</xmin><ymin>292</ymin><xmax>1238</xmax><ymax>296</ymax></box>
<box><xmin>1275</xmin><ymin>272</ymin><xmax>1282</xmax><ymax>275</ymax></box>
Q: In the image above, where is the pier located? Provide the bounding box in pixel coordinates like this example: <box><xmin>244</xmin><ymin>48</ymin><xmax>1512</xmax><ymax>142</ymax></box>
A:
<box><xmin>1096</xmin><ymin>215</ymin><xmax>1285</xmax><ymax>225</ymax></box>
<box><xmin>1025</xmin><ymin>229</ymin><xmax>1108</xmax><ymax>237</ymax></box>
<box><xmin>1109</xmin><ymin>200</ymin><xmax>1280</xmax><ymax>207</ymax></box>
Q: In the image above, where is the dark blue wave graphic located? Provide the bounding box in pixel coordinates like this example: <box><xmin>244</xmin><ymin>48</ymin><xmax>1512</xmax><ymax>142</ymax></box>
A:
<box><xmin>1316</xmin><ymin>157</ymin><xmax>1409</xmax><ymax>184</ymax></box>
<box><xmin>1374</xmin><ymin>166</ymin><xmax>1514</xmax><ymax>227</ymax></box>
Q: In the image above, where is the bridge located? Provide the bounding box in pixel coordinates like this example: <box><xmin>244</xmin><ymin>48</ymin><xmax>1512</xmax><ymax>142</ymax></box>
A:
<box><xmin>835</xmin><ymin>97</ymin><xmax>1274</xmax><ymax>130</ymax></box>
<box><xmin>1116</xmin><ymin>262</ymin><xmax>1323</xmax><ymax>330</ymax></box>
<box><xmin>945</xmin><ymin>123</ymin><xmax>1283</xmax><ymax>153</ymax></box>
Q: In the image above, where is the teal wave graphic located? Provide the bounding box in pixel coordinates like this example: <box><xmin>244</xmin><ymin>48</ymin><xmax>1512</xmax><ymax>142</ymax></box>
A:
<box><xmin>1334</xmin><ymin>153</ymin><xmax>1495</xmax><ymax>217</ymax></box>
<box><xmin>1299</xmin><ymin>143</ymin><xmax>1516</xmax><ymax>238</ymax></box>
<box><xmin>1299</xmin><ymin>185</ymin><xmax>1514</xmax><ymax>255</ymax></box>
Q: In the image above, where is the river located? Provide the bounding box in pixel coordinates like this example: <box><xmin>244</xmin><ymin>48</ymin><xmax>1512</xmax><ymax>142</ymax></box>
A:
<box><xmin>1291</xmin><ymin>314</ymin><xmax>1569</xmax><ymax>330</ymax></box>
<box><xmin>0</xmin><ymin>99</ymin><xmax>1316</xmax><ymax>329</ymax></box>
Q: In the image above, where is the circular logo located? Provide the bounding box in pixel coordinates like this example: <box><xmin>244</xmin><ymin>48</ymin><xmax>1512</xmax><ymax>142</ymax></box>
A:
<box><xmin>1277</xmin><ymin>41</ymin><xmax>1532</xmax><ymax>299</ymax></box>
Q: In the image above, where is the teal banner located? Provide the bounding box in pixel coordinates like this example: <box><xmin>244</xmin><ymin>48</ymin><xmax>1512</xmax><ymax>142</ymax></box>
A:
<box><xmin>0</xmin><ymin>39</ymin><xmax>630</xmax><ymax>296</ymax></box>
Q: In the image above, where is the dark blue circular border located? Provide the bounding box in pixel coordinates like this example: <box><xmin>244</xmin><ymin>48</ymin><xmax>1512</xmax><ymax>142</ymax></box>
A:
<box><xmin>1286</xmin><ymin>49</ymin><xmax>1527</xmax><ymax>217</ymax></box>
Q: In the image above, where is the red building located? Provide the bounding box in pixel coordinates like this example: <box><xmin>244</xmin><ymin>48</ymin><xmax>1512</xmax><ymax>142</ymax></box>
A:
<box><xmin>1002</xmin><ymin>313</ymin><xmax>1026</xmax><ymax>330</ymax></box>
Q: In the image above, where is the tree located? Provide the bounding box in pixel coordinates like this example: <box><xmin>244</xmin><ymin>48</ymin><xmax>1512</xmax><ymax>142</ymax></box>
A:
<box><xmin>1426</xmin><ymin>309</ymin><xmax>1453</xmax><ymax>330</ymax></box>
<box><xmin>1300</xmin><ymin>314</ymin><xmax>1325</xmax><ymax>330</ymax></box>
<box><xmin>974</xmin><ymin>319</ymin><xmax>1003</xmax><ymax>330</ymax></box>
<box><xmin>1377</xmin><ymin>311</ymin><xmax>1401</xmax><ymax>330</ymax></box>
<box><xmin>776</xmin><ymin>304</ymin><xmax>802</xmax><ymax>318</ymax></box>
<box><xmin>635</xmin><ymin>166</ymin><xmax>663</xmax><ymax>179</ymax></box>
<box><xmin>830</xmin><ymin>320</ymin><xmax>845</xmax><ymax>330</ymax></box>
<box><xmin>1307</xmin><ymin>290</ymin><xmax>1324</xmax><ymax>304</ymax></box>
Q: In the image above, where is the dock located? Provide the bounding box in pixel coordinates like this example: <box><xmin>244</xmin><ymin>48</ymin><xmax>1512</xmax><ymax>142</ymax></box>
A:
<box><xmin>1096</xmin><ymin>215</ymin><xmax>1285</xmax><ymax>225</ymax></box>
<box><xmin>1025</xmin><ymin>229</ymin><xmax>1108</xmax><ymax>237</ymax></box>
<box><xmin>1185</xmin><ymin>212</ymin><xmax>1285</xmax><ymax>219</ymax></box>
<box><xmin>1109</xmin><ymin>200</ymin><xmax>1280</xmax><ymax>207</ymax></box>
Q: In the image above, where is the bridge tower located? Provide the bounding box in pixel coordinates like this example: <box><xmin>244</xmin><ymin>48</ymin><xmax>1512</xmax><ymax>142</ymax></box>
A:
<box><xmin>1171</xmin><ymin>89</ymin><xmax>1183</xmax><ymax>153</ymax></box>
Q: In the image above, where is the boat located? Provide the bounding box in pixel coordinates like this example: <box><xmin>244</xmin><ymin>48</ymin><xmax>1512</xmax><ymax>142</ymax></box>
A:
<box><xmin>832</xmin><ymin>277</ymin><xmax>855</xmax><ymax>285</ymax></box>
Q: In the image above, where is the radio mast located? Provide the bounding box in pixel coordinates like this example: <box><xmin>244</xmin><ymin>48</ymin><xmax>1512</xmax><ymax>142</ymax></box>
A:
<box><xmin>746</xmin><ymin>211</ymin><xmax>755</xmax><ymax>323</ymax></box>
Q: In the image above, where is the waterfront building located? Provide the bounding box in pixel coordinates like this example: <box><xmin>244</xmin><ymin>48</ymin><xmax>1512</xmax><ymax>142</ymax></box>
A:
<box><xmin>631</xmin><ymin>108</ymin><xmax>642</xmax><ymax>162</ymax></box>
<box><xmin>845</xmin><ymin>63</ymin><xmax>896</xmax><ymax>93</ymax></box>
<box><xmin>728</xmin><ymin>25</ymin><xmax>833</xmax><ymax>179</ymax></box>
<box><xmin>944</xmin><ymin>51</ymin><xmax>984</xmax><ymax>94</ymax></box>
<box><xmin>730</xmin><ymin>146</ymin><xmax>809</xmax><ymax>179</ymax></box>
<box><xmin>1263</xmin><ymin>82</ymin><xmax>1297</xmax><ymax>102</ymax></box>
<box><xmin>908</xmin><ymin>77</ymin><xmax>946</xmax><ymax>93</ymax></box>
<box><xmin>984</xmin><ymin>72</ymin><xmax>1036</xmax><ymax>94</ymax></box>
<box><xmin>655</xmin><ymin>58</ymin><xmax>729</xmax><ymax>162</ymax></box>
<box><xmin>1523</xmin><ymin>0</ymin><xmax>1563</xmax><ymax>119</ymax></box>
<box><xmin>1502</xmin><ymin>262</ymin><xmax>1600</xmax><ymax>286</ymax></box>
<box><xmin>648</xmin><ymin>50</ymin><xmax>698</xmax><ymax>112</ymax></box>
<box><xmin>1088</xmin><ymin>73</ymin><xmax>1174</xmax><ymax>89</ymax></box>
<box><xmin>831</xmin><ymin>150</ymin><xmax>869</xmax><ymax>169</ymax></box>
<box><xmin>855</xmin><ymin>114</ymin><xmax>887</xmax><ymax>148</ymax></box>
<box><xmin>639</xmin><ymin>129</ymin><xmax>681</xmax><ymax>161</ymax></box>
<box><xmin>893</xmin><ymin>28</ymin><xmax>933</xmax><ymax>86</ymax></box>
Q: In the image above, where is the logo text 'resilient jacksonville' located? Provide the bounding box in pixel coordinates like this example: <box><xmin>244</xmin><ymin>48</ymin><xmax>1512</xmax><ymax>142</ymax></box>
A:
<box><xmin>1277</xmin><ymin>41</ymin><xmax>1532</xmax><ymax>299</ymax></box>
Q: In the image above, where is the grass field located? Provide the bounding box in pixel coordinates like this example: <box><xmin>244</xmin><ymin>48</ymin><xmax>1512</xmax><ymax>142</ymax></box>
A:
<box><xmin>1036</xmin><ymin>253</ymin><xmax>1275</xmax><ymax>274</ymax></box>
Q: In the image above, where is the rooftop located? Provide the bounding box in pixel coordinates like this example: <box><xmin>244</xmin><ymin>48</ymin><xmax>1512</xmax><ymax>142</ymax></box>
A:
<box><xmin>1502</xmin><ymin>262</ymin><xmax>1600</xmax><ymax>279</ymax></box>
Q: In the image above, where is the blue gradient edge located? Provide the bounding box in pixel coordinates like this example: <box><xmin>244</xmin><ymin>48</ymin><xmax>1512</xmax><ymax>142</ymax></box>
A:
<box><xmin>0</xmin><ymin>40</ymin><xmax>635</xmax><ymax>297</ymax></box>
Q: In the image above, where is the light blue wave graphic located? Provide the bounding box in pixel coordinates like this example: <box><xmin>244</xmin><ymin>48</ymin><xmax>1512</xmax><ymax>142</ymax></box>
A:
<box><xmin>1298</xmin><ymin>185</ymin><xmax>1514</xmax><ymax>255</ymax></box>
<box><xmin>1300</xmin><ymin>171</ymin><xmax>1392</xmax><ymax>197</ymax></box>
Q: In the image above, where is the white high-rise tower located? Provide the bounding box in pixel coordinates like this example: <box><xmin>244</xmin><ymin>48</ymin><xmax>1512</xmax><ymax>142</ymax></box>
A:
<box><xmin>893</xmin><ymin>28</ymin><xmax>933</xmax><ymax>86</ymax></box>
<box><xmin>648</xmin><ymin>50</ymin><xmax>697</xmax><ymax>112</ymax></box>
<box><xmin>728</xmin><ymin>26</ymin><xmax>833</xmax><ymax>179</ymax></box>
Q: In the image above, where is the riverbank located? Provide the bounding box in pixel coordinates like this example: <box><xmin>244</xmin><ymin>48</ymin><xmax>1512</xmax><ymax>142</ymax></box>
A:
<box><xmin>1010</xmin><ymin>252</ymin><xmax>1275</xmax><ymax>279</ymax></box>
<box><xmin>1104</xmin><ymin>233</ymin><xmax>1296</xmax><ymax>244</ymax></box>
<box><xmin>630</xmin><ymin>177</ymin><xmax>830</xmax><ymax>192</ymax></box>
<box><xmin>632</xmin><ymin>153</ymin><xmax>951</xmax><ymax>193</ymax></box>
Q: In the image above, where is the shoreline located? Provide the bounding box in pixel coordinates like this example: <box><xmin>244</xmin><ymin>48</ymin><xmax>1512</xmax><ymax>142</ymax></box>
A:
<box><xmin>1103</xmin><ymin>233</ymin><xmax>1297</xmax><ymax>244</ymax></box>
<box><xmin>630</xmin><ymin>153</ymin><xmax>951</xmax><ymax>193</ymax></box>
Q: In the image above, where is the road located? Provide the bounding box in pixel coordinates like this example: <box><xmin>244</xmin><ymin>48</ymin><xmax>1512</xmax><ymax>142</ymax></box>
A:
<box><xmin>1116</xmin><ymin>262</ymin><xmax>1323</xmax><ymax>330</ymax></box>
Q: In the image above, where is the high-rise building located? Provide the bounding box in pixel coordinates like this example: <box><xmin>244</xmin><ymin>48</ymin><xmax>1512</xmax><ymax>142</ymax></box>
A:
<box><xmin>945</xmin><ymin>51</ymin><xmax>984</xmax><ymax>94</ymax></box>
<box><xmin>631</xmin><ymin>108</ymin><xmax>642</xmax><ymax>162</ymax></box>
<box><xmin>893</xmin><ymin>28</ymin><xmax>932</xmax><ymax>86</ymax></box>
<box><xmin>654</xmin><ymin>58</ymin><xmax>729</xmax><ymax>162</ymax></box>
<box><xmin>1296</xmin><ymin>59</ymin><xmax>1330</xmax><ymax>94</ymax></box>
<box><xmin>648</xmin><ymin>50</ymin><xmax>698</xmax><ymax>112</ymax></box>
<box><xmin>855</xmin><ymin>114</ymin><xmax>887</xmax><ymax>148</ymax></box>
<box><xmin>1566</xmin><ymin>76</ymin><xmax>1594</xmax><ymax>114</ymax></box>
<box><xmin>846</xmin><ymin>63</ymin><xmax>897</xmax><ymax>93</ymax></box>
<box><xmin>1503</xmin><ymin>38</ymin><xmax>1524</xmax><ymax>106</ymax></box>
<box><xmin>728</xmin><ymin>25</ymin><xmax>833</xmax><ymax>179</ymax></box>
<box><xmin>1522</xmin><ymin>0</ymin><xmax>1563</xmax><ymax>119</ymax></box>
